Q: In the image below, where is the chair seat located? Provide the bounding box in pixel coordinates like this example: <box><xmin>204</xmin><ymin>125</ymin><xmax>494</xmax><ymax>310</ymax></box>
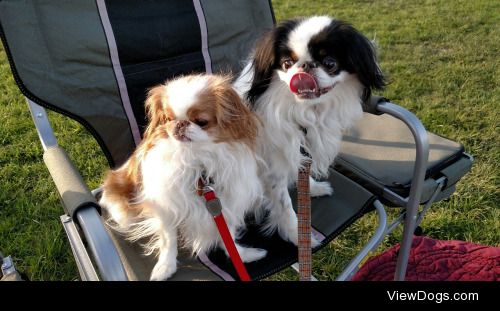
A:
<box><xmin>106</xmin><ymin>170</ymin><xmax>376</xmax><ymax>281</ymax></box>
<box><xmin>107</xmin><ymin>229</ymin><xmax>221</xmax><ymax>281</ymax></box>
<box><xmin>336</xmin><ymin>113</ymin><xmax>472</xmax><ymax>205</ymax></box>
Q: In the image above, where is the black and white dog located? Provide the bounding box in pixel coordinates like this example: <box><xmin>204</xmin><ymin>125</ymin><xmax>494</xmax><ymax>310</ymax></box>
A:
<box><xmin>234</xmin><ymin>16</ymin><xmax>385</xmax><ymax>245</ymax></box>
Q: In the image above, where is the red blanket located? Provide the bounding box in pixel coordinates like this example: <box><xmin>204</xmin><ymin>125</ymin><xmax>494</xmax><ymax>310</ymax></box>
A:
<box><xmin>353</xmin><ymin>236</ymin><xmax>500</xmax><ymax>281</ymax></box>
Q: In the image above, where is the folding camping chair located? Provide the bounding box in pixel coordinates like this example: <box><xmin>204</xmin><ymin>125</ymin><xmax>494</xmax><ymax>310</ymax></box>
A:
<box><xmin>0</xmin><ymin>0</ymin><xmax>472</xmax><ymax>281</ymax></box>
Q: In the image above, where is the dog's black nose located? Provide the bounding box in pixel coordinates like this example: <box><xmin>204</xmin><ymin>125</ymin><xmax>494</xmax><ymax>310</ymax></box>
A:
<box><xmin>300</xmin><ymin>61</ymin><xmax>318</xmax><ymax>72</ymax></box>
<box><xmin>173</xmin><ymin>120</ymin><xmax>191</xmax><ymax>141</ymax></box>
<box><xmin>175</xmin><ymin>120</ymin><xmax>190</xmax><ymax>131</ymax></box>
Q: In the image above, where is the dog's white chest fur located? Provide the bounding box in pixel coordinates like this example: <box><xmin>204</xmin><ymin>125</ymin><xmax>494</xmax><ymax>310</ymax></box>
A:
<box><xmin>253</xmin><ymin>74</ymin><xmax>363</xmax><ymax>183</ymax></box>
<box><xmin>137</xmin><ymin>139</ymin><xmax>263</xmax><ymax>255</ymax></box>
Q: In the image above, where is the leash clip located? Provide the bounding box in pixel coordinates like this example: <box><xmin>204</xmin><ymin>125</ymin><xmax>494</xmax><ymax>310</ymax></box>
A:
<box><xmin>204</xmin><ymin>196</ymin><xmax>222</xmax><ymax>217</ymax></box>
<box><xmin>201</xmin><ymin>185</ymin><xmax>222</xmax><ymax>217</ymax></box>
<box><xmin>202</xmin><ymin>184</ymin><xmax>215</xmax><ymax>194</ymax></box>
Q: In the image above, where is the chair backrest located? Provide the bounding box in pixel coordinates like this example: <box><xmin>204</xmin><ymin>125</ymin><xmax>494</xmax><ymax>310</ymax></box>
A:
<box><xmin>0</xmin><ymin>0</ymin><xmax>275</xmax><ymax>166</ymax></box>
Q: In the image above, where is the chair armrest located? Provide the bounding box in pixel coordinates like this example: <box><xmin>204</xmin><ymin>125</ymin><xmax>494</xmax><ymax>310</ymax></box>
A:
<box><xmin>362</xmin><ymin>96</ymin><xmax>388</xmax><ymax>115</ymax></box>
<box><xmin>43</xmin><ymin>145</ymin><xmax>99</xmax><ymax>217</ymax></box>
<box><xmin>75</xmin><ymin>207</ymin><xmax>128</xmax><ymax>280</ymax></box>
<box><xmin>43</xmin><ymin>145</ymin><xmax>128</xmax><ymax>280</ymax></box>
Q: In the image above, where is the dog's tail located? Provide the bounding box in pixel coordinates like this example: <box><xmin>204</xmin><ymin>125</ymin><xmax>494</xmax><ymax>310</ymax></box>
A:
<box><xmin>99</xmin><ymin>157</ymin><xmax>143</xmax><ymax>229</ymax></box>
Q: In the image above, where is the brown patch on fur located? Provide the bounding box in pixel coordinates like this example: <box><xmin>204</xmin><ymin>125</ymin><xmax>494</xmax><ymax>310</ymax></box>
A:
<box><xmin>187</xmin><ymin>76</ymin><xmax>259</xmax><ymax>149</ymax></box>
<box><xmin>102</xmin><ymin>122</ymin><xmax>169</xmax><ymax>219</ymax></box>
<box><xmin>186</xmin><ymin>102</ymin><xmax>217</xmax><ymax>130</ymax></box>
<box><xmin>102</xmin><ymin>84</ymin><xmax>171</xmax><ymax>220</ymax></box>
<box><xmin>102</xmin><ymin>155</ymin><xmax>142</xmax><ymax>218</ymax></box>
<box><xmin>164</xmin><ymin>105</ymin><xmax>175</xmax><ymax>122</ymax></box>
<box><xmin>143</xmin><ymin>85</ymin><xmax>169</xmax><ymax>140</ymax></box>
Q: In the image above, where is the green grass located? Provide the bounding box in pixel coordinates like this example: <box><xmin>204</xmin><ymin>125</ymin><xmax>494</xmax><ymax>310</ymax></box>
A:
<box><xmin>1</xmin><ymin>0</ymin><xmax>498</xmax><ymax>280</ymax></box>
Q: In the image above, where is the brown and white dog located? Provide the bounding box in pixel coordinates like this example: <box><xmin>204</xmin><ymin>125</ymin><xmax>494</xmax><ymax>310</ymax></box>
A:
<box><xmin>100</xmin><ymin>75</ymin><xmax>267</xmax><ymax>281</ymax></box>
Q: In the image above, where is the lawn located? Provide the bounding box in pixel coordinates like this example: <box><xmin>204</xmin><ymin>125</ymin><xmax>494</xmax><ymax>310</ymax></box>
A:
<box><xmin>0</xmin><ymin>0</ymin><xmax>498</xmax><ymax>280</ymax></box>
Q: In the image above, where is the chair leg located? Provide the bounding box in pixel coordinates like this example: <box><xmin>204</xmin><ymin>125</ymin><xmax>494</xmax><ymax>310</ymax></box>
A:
<box><xmin>336</xmin><ymin>200</ymin><xmax>387</xmax><ymax>281</ymax></box>
<box><xmin>394</xmin><ymin>215</ymin><xmax>416</xmax><ymax>281</ymax></box>
<box><xmin>393</xmin><ymin>178</ymin><xmax>445</xmax><ymax>280</ymax></box>
<box><xmin>377</xmin><ymin>102</ymin><xmax>429</xmax><ymax>281</ymax></box>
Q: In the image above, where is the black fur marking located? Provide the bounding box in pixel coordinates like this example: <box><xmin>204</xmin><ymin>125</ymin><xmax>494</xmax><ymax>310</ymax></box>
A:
<box><xmin>246</xmin><ymin>19</ymin><xmax>302</xmax><ymax>106</ymax></box>
<box><xmin>246</xmin><ymin>18</ymin><xmax>385</xmax><ymax>105</ymax></box>
<box><xmin>308</xmin><ymin>20</ymin><xmax>385</xmax><ymax>101</ymax></box>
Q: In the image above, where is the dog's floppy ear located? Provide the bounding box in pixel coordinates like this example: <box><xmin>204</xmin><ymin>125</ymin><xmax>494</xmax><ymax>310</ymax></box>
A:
<box><xmin>143</xmin><ymin>85</ymin><xmax>167</xmax><ymax>139</ymax></box>
<box><xmin>341</xmin><ymin>24</ymin><xmax>386</xmax><ymax>101</ymax></box>
<box><xmin>246</xmin><ymin>19</ymin><xmax>303</xmax><ymax>105</ymax></box>
<box><xmin>215</xmin><ymin>79</ymin><xmax>259</xmax><ymax>148</ymax></box>
<box><xmin>246</xmin><ymin>30</ymin><xmax>276</xmax><ymax>105</ymax></box>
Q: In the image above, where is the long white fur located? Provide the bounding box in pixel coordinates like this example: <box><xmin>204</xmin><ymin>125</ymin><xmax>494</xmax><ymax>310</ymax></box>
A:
<box><xmin>234</xmin><ymin>16</ymin><xmax>364</xmax><ymax>245</ymax></box>
<box><xmin>138</xmin><ymin>139</ymin><xmax>264</xmax><ymax>254</ymax></box>
<box><xmin>100</xmin><ymin>77</ymin><xmax>266</xmax><ymax>281</ymax></box>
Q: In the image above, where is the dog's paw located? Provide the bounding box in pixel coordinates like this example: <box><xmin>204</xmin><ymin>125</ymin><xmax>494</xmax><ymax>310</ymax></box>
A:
<box><xmin>309</xmin><ymin>179</ymin><xmax>334</xmax><ymax>197</ymax></box>
<box><xmin>311</xmin><ymin>234</ymin><xmax>321</xmax><ymax>248</ymax></box>
<box><xmin>150</xmin><ymin>259</ymin><xmax>177</xmax><ymax>281</ymax></box>
<box><xmin>278</xmin><ymin>224</ymin><xmax>299</xmax><ymax>246</ymax></box>
<box><xmin>279</xmin><ymin>225</ymin><xmax>322</xmax><ymax>248</ymax></box>
<box><xmin>237</xmin><ymin>246</ymin><xmax>268</xmax><ymax>263</ymax></box>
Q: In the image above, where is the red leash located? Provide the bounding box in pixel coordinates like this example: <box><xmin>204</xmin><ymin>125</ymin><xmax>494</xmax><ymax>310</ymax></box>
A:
<box><xmin>198</xmin><ymin>179</ymin><xmax>251</xmax><ymax>281</ymax></box>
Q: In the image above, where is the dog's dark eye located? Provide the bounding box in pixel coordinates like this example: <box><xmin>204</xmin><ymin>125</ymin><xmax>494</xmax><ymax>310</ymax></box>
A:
<box><xmin>194</xmin><ymin>118</ymin><xmax>209</xmax><ymax>128</ymax></box>
<box><xmin>281</xmin><ymin>59</ymin><xmax>294</xmax><ymax>71</ymax></box>
<box><xmin>322</xmin><ymin>56</ymin><xmax>338</xmax><ymax>71</ymax></box>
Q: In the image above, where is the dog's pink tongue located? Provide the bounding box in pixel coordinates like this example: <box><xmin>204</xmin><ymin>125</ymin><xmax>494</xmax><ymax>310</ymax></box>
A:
<box><xmin>289</xmin><ymin>72</ymin><xmax>318</xmax><ymax>94</ymax></box>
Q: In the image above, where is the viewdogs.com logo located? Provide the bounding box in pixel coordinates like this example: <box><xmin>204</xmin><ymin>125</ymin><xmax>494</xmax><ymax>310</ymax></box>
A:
<box><xmin>387</xmin><ymin>291</ymin><xmax>478</xmax><ymax>303</ymax></box>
